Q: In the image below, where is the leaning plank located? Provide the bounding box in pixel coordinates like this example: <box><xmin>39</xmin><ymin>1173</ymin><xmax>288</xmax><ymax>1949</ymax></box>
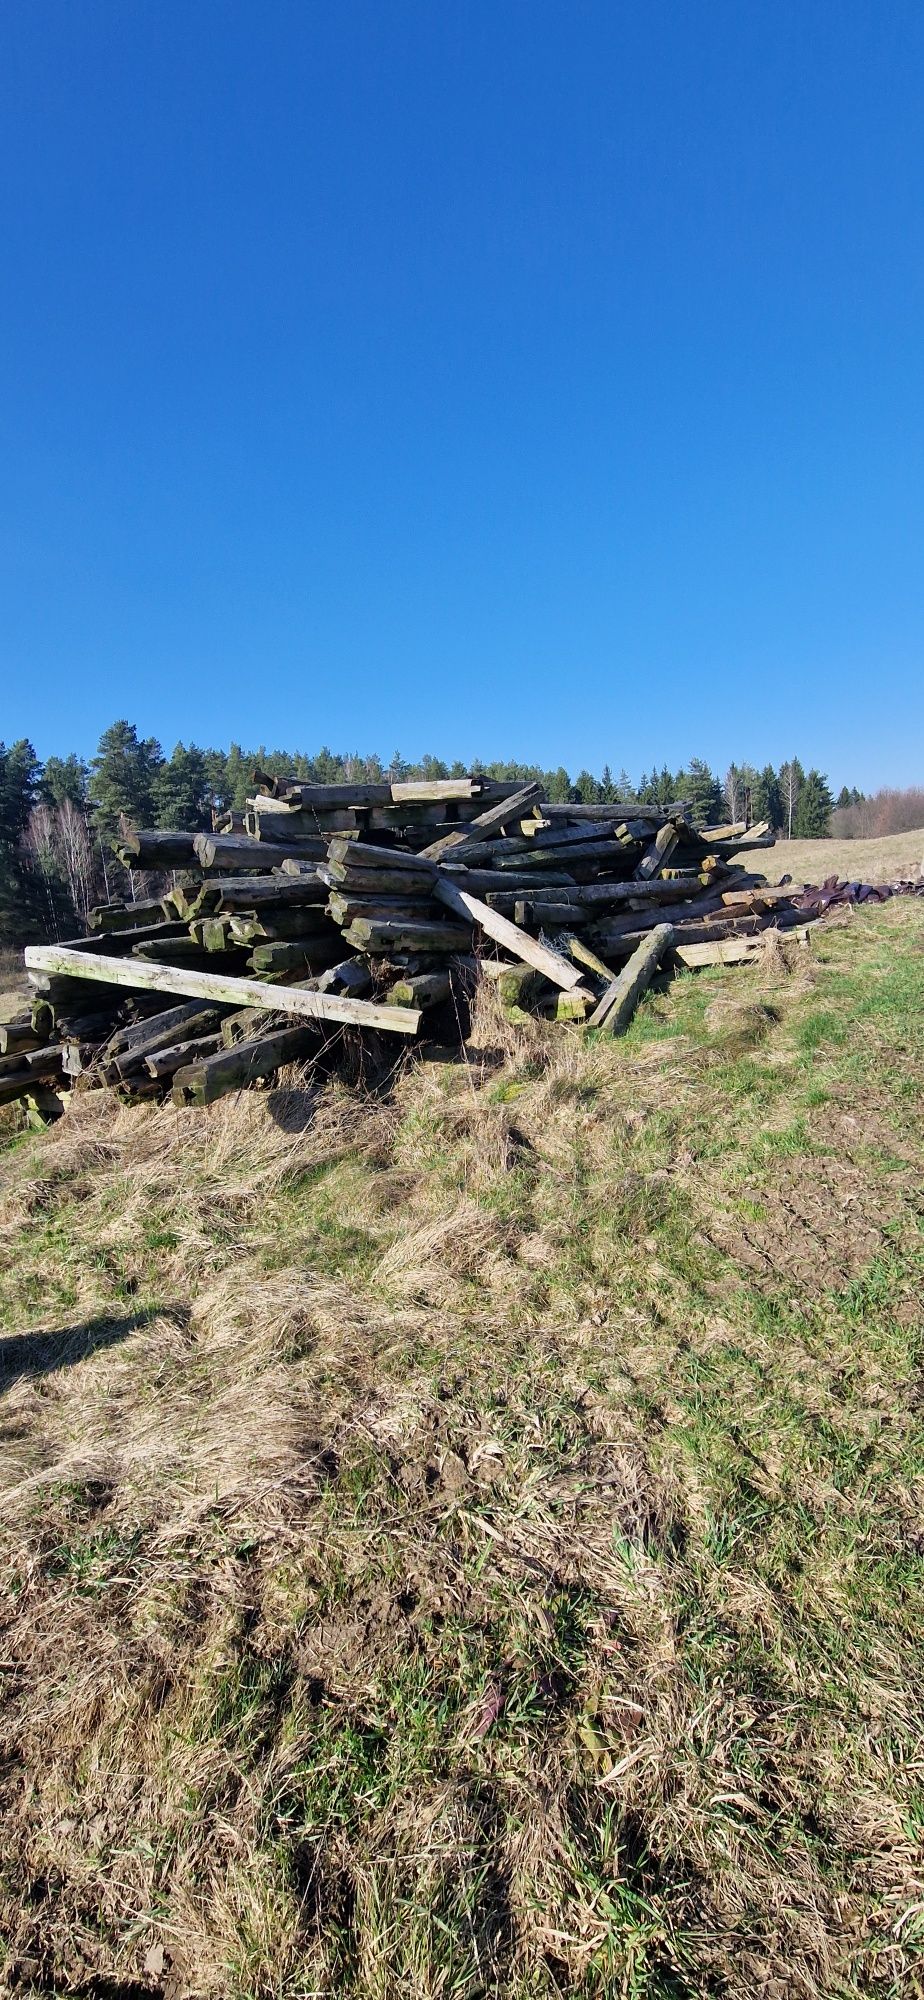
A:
<box><xmin>634</xmin><ymin>822</ymin><xmax>680</xmax><ymax>880</ymax></box>
<box><xmin>433</xmin><ymin>876</ymin><xmax>587</xmax><ymax>992</ymax></box>
<box><xmin>588</xmin><ymin>924</ymin><xmax>674</xmax><ymax>1032</ymax></box>
<box><xmin>23</xmin><ymin>946</ymin><xmax>421</xmax><ymax>1035</ymax></box>
<box><xmin>419</xmin><ymin>782</ymin><xmax>543</xmax><ymax>862</ymax></box>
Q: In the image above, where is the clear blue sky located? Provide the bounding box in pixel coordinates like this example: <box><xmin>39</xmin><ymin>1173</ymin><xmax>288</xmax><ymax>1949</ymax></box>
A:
<box><xmin>2</xmin><ymin>1</ymin><xmax>922</xmax><ymax>787</ymax></box>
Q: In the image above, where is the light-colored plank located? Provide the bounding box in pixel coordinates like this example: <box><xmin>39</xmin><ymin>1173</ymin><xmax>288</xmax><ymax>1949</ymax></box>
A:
<box><xmin>432</xmin><ymin>877</ymin><xmax>586</xmax><ymax>991</ymax></box>
<box><xmin>24</xmin><ymin>946</ymin><xmax>421</xmax><ymax>1035</ymax></box>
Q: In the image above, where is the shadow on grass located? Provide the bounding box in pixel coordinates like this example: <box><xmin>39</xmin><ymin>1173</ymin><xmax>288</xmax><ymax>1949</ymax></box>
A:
<box><xmin>0</xmin><ymin>1306</ymin><xmax>174</xmax><ymax>1392</ymax></box>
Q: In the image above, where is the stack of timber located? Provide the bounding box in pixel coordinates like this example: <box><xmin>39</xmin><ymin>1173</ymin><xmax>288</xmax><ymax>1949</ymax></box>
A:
<box><xmin>11</xmin><ymin>776</ymin><xmax>830</xmax><ymax>1121</ymax></box>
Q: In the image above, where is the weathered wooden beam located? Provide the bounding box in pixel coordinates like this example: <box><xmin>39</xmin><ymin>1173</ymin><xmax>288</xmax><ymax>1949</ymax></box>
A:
<box><xmin>116</xmin><ymin>830</ymin><xmax>198</xmax><ymax>867</ymax></box>
<box><xmin>342</xmin><ymin>918</ymin><xmax>472</xmax><ymax>954</ymax></box>
<box><xmin>193</xmin><ymin>833</ymin><xmax>324</xmax><ymax>870</ymax></box>
<box><xmin>23</xmin><ymin>946</ymin><xmax>422</xmax><ymax>1035</ymax></box>
<box><xmin>172</xmin><ymin>1026</ymin><xmax>320</xmax><ymax>1107</ymax></box>
<box><xmin>386</xmin><ymin>971</ymin><xmax>453</xmax><ymax>1008</ymax></box>
<box><xmin>0</xmin><ymin>1019</ymin><xmax>43</xmax><ymax>1056</ymax></box>
<box><xmin>588</xmin><ymin>924</ymin><xmax>674</xmax><ymax>1033</ymax></box>
<box><xmin>419</xmin><ymin>781</ymin><xmax>543</xmax><ymax>863</ymax></box>
<box><xmin>144</xmin><ymin>1034</ymin><xmax>224</xmax><ymax>1079</ymax></box>
<box><xmin>634</xmin><ymin>822</ymin><xmax>680</xmax><ymax>881</ymax></box>
<box><xmin>433</xmin><ymin>876</ymin><xmax>587</xmax><ymax>992</ymax></box>
<box><xmin>89</xmin><ymin>898</ymin><xmax>171</xmax><ymax>931</ymax></box>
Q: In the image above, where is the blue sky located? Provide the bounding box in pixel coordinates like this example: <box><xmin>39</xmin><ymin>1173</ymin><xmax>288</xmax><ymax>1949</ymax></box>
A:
<box><xmin>1</xmin><ymin>1</ymin><xmax>922</xmax><ymax>786</ymax></box>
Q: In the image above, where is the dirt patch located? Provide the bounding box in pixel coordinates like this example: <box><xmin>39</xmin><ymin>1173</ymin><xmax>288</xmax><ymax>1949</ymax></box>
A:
<box><xmin>699</xmin><ymin>1148</ymin><xmax>917</xmax><ymax>1297</ymax></box>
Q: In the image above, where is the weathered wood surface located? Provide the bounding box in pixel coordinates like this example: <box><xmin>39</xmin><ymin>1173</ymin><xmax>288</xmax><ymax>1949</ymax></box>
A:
<box><xmin>213</xmin><ymin>875</ymin><xmax>328</xmax><ymax>909</ymax></box>
<box><xmin>588</xmin><ymin>923</ymin><xmax>674</xmax><ymax>1033</ymax></box>
<box><xmin>144</xmin><ymin>1034</ymin><xmax>224</xmax><ymax>1079</ymax></box>
<box><xmin>324</xmin><ymin>860</ymin><xmax>438</xmax><ymax>892</ymax></box>
<box><xmin>386</xmin><ymin>970</ymin><xmax>453</xmax><ymax>1009</ymax></box>
<box><xmin>433</xmin><ymin>876</ymin><xmax>587</xmax><ymax>992</ymax></box>
<box><xmin>89</xmin><ymin>898</ymin><xmax>170</xmax><ymax>931</ymax></box>
<box><xmin>634</xmin><ymin>822</ymin><xmax>680</xmax><ymax>881</ymax></box>
<box><xmin>172</xmin><ymin>1025</ymin><xmax>320</xmax><ymax>1106</ymax></box>
<box><xmin>342</xmin><ymin>918</ymin><xmax>472</xmax><ymax>954</ymax></box>
<box><xmin>116</xmin><ymin>830</ymin><xmax>198</xmax><ymax>867</ymax></box>
<box><xmin>673</xmin><ymin>927</ymin><xmax>810</xmax><ymax>966</ymax></box>
<box><xmin>327</xmin><ymin>837</ymin><xmax>437</xmax><ymax>877</ymax></box>
<box><xmin>326</xmin><ymin>890</ymin><xmax>437</xmax><ymax>928</ymax></box>
<box><xmin>0</xmin><ymin>1020</ymin><xmax>43</xmax><ymax>1056</ymax></box>
<box><xmin>108</xmin><ymin>1003</ymin><xmax>224</xmax><ymax>1063</ymax></box>
<box><xmin>439</xmin><ymin>866</ymin><xmax>577</xmax><ymax>893</ymax></box>
<box><xmin>193</xmin><ymin>834</ymin><xmax>324</xmax><ymax>870</ymax></box>
<box><xmin>24</xmin><ymin>946</ymin><xmax>422</xmax><ymax>1035</ymax></box>
<box><xmin>518</xmin><ymin>874</ymin><xmax>715</xmax><ymax>908</ymax></box>
<box><xmin>419</xmin><ymin>781</ymin><xmax>544</xmax><ymax>863</ymax></box>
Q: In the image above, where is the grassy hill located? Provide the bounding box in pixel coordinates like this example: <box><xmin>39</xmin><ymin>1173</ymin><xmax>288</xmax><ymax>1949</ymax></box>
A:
<box><xmin>1</xmin><ymin>902</ymin><xmax>924</xmax><ymax>1998</ymax></box>
<box><xmin>738</xmin><ymin>823</ymin><xmax>924</xmax><ymax>886</ymax></box>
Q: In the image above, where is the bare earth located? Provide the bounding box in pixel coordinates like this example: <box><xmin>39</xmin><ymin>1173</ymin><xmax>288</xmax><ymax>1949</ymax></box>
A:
<box><xmin>739</xmin><ymin>824</ymin><xmax>924</xmax><ymax>886</ymax></box>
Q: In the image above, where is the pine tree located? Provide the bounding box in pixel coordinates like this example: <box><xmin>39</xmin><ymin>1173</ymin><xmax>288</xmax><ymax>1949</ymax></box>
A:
<box><xmin>752</xmin><ymin>765</ymin><xmax>783</xmax><ymax>831</ymax></box>
<box><xmin>793</xmin><ymin>770</ymin><xmax>834</xmax><ymax>839</ymax></box>
<box><xmin>545</xmin><ymin>766</ymin><xmax>573</xmax><ymax>803</ymax></box>
<box><xmin>0</xmin><ymin>738</ymin><xmax>45</xmax><ymax>943</ymax></box>
<box><xmin>41</xmin><ymin>753</ymin><xmax>88</xmax><ymax>808</ymax></box>
<box><xmin>154</xmin><ymin>743</ymin><xmax>208</xmax><ymax>829</ymax></box>
<box><xmin>681</xmin><ymin>758</ymin><xmax>723</xmax><ymax>828</ymax></box>
<box><xmin>89</xmin><ymin>721</ymin><xmax>163</xmax><ymax>831</ymax></box>
<box><xmin>574</xmin><ymin>769</ymin><xmax>600</xmax><ymax>804</ymax></box>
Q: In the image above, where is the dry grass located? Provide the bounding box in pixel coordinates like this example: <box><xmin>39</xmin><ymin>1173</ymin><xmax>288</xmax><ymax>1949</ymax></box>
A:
<box><xmin>0</xmin><ymin>948</ymin><xmax>29</xmax><ymax>1026</ymax></box>
<box><xmin>743</xmin><ymin>825</ymin><xmax>924</xmax><ymax>886</ymax></box>
<box><xmin>1</xmin><ymin>906</ymin><xmax>924</xmax><ymax>1997</ymax></box>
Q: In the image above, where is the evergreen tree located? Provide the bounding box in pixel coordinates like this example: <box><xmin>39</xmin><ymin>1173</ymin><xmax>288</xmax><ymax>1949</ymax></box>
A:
<box><xmin>224</xmin><ymin>743</ymin><xmax>250</xmax><ymax>809</ymax></box>
<box><xmin>89</xmin><ymin>721</ymin><xmax>163</xmax><ymax>831</ymax></box>
<box><xmin>793</xmin><ymin>769</ymin><xmax>834</xmax><ymax>839</ymax></box>
<box><xmin>0</xmin><ymin>739</ymin><xmax>45</xmax><ymax>943</ymax></box>
<box><xmin>681</xmin><ymin>758</ymin><xmax>723</xmax><ymax>827</ymax></box>
<box><xmin>574</xmin><ymin>769</ymin><xmax>600</xmax><ymax>804</ymax></box>
<box><xmin>752</xmin><ymin>765</ymin><xmax>783</xmax><ymax>831</ymax></box>
<box><xmin>545</xmin><ymin>766</ymin><xmax>573</xmax><ymax>803</ymax></box>
<box><xmin>41</xmin><ymin>753</ymin><xmax>88</xmax><ymax>808</ymax></box>
<box><xmin>155</xmin><ymin>743</ymin><xmax>209</xmax><ymax>829</ymax></box>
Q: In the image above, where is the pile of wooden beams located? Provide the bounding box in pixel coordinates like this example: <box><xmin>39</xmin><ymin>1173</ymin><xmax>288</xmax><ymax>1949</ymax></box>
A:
<box><xmin>8</xmin><ymin>775</ymin><xmax>821</xmax><ymax>1121</ymax></box>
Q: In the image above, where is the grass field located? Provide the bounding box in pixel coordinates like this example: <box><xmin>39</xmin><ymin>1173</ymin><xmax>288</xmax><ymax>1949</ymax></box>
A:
<box><xmin>740</xmin><ymin>824</ymin><xmax>924</xmax><ymax>887</ymax></box>
<box><xmin>1</xmin><ymin>903</ymin><xmax>924</xmax><ymax>1998</ymax></box>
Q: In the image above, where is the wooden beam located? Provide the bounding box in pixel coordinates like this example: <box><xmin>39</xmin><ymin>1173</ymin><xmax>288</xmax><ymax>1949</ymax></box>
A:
<box><xmin>172</xmin><ymin>1026</ymin><xmax>320</xmax><ymax>1106</ymax></box>
<box><xmin>433</xmin><ymin>876</ymin><xmax>587</xmax><ymax>992</ymax></box>
<box><xmin>23</xmin><ymin>945</ymin><xmax>421</xmax><ymax>1036</ymax></box>
<box><xmin>589</xmin><ymin>924</ymin><xmax>674</xmax><ymax>1032</ymax></box>
<box><xmin>634</xmin><ymin>822</ymin><xmax>680</xmax><ymax>880</ymax></box>
<box><xmin>419</xmin><ymin>781</ymin><xmax>543</xmax><ymax>862</ymax></box>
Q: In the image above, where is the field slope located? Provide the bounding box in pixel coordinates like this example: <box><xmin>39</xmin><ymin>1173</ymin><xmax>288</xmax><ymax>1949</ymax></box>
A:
<box><xmin>1</xmin><ymin>902</ymin><xmax>923</xmax><ymax>1999</ymax></box>
<box><xmin>739</xmin><ymin>823</ymin><xmax>924</xmax><ymax>886</ymax></box>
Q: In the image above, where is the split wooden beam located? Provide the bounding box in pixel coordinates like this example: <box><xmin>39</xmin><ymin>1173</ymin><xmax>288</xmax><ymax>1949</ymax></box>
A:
<box><xmin>24</xmin><ymin>946</ymin><xmax>422</xmax><ymax>1035</ymax></box>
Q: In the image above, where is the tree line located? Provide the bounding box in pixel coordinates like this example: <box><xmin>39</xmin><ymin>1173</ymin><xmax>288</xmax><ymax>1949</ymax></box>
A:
<box><xmin>0</xmin><ymin>719</ymin><xmax>880</xmax><ymax>946</ymax></box>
